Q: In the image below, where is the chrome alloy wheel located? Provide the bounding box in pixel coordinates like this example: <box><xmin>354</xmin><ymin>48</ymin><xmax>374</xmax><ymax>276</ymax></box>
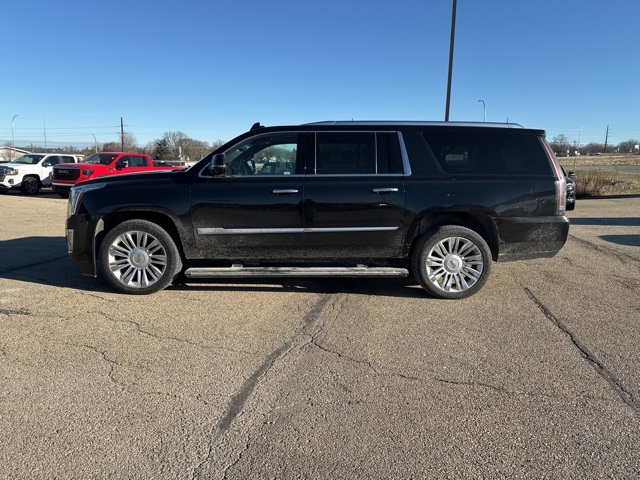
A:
<box><xmin>425</xmin><ymin>236</ymin><xmax>484</xmax><ymax>293</ymax></box>
<box><xmin>107</xmin><ymin>230</ymin><xmax>168</xmax><ymax>288</ymax></box>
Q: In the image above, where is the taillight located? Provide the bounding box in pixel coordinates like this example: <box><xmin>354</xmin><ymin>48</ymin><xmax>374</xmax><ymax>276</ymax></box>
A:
<box><xmin>542</xmin><ymin>139</ymin><xmax>566</xmax><ymax>215</ymax></box>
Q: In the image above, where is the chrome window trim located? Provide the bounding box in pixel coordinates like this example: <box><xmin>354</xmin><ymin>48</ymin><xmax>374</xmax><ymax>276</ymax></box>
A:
<box><xmin>306</xmin><ymin>173</ymin><xmax>404</xmax><ymax>178</ymax></box>
<box><xmin>198</xmin><ymin>129</ymin><xmax>410</xmax><ymax>178</ymax></box>
<box><xmin>198</xmin><ymin>168</ymin><xmax>305</xmax><ymax>179</ymax></box>
<box><xmin>397</xmin><ymin>131</ymin><xmax>412</xmax><ymax>176</ymax></box>
<box><xmin>197</xmin><ymin>226</ymin><xmax>399</xmax><ymax>235</ymax></box>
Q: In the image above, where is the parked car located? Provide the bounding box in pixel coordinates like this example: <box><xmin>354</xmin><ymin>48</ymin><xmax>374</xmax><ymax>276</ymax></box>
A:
<box><xmin>52</xmin><ymin>152</ymin><xmax>182</xmax><ymax>198</ymax></box>
<box><xmin>0</xmin><ymin>153</ymin><xmax>82</xmax><ymax>195</ymax></box>
<box><xmin>65</xmin><ymin>121</ymin><xmax>570</xmax><ymax>299</ymax></box>
<box><xmin>561</xmin><ymin>166</ymin><xmax>576</xmax><ymax>210</ymax></box>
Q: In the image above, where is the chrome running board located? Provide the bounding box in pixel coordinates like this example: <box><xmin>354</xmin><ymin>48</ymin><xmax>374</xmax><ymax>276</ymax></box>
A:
<box><xmin>184</xmin><ymin>265</ymin><xmax>409</xmax><ymax>279</ymax></box>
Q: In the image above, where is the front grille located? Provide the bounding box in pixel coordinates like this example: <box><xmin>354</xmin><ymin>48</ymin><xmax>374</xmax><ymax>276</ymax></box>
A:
<box><xmin>53</xmin><ymin>167</ymin><xmax>80</xmax><ymax>181</ymax></box>
<box><xmin>0</xmin><ymin>172</ymin><xmax>6</xmax><ymax>182</ymax></box>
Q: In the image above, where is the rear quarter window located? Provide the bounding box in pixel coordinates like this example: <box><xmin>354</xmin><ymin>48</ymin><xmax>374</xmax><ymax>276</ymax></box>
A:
<box><xmin>423</xmin><ymin>131</ymin><xmax>551</xmax><ymax>176</ymax></box>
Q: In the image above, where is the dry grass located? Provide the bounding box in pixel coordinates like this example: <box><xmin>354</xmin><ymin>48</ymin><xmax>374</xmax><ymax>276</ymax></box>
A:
<box><xmin>570</xmin><ymin>154</ymin><xmax>640</xmax><ymax>167</ymax></box>
<box><xmin>574</xmin><ymin>170</ymin><xmax>640</xmax><ymax>197</ymax></box>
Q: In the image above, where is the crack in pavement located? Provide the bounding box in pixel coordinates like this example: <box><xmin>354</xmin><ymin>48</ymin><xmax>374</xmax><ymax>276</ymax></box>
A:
<box><xmin>222</xmin><ymin>439</ymin><xmax>250</xmax><ymax>480</ymax></box>
<box><xmin>192</xmin><ymin>293</ymin><xmax>335</xmax><ymax>479</ymax></box>
<box><xmin>525</xmin><ymin>287</ymin><xmax>639</xmax><ymax>416</ymax></box>
<box><xmin>96</xmin><ymin>311</ymin><xmax>255</xmax><ymax>355</ymax></box>
<box><xmin>0</xmin><ymin>308</ymin><xmax>31</xmax><ymax>316</ymax></box>
<box><xmin>78</xmin><ymin>343</ymin><xmax>125</xmax><ymax>390</ymax></box>
<box><xmin>569</xmin><ymin>234</ymin><xmax>639</xmax><ymax>264</ymax></box>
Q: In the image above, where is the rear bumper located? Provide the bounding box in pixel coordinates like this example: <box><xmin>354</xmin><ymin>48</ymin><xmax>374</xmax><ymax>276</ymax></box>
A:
<box><xmin>495</xmin><ymin>215</ymin><xmax>570</xmax><ymax>261</ymax></box>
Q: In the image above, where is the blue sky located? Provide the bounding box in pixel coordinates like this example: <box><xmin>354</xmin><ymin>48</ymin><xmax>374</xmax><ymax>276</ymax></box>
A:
<box><xmin>2</xmin><ymin>0</ymin><xmax>639</xmax><ymax>149</ymax></box>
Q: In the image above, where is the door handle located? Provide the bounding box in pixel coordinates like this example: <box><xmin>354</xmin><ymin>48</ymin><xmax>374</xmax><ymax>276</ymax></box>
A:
<box><xmin>372</xmin><ymin>188</ymin><xmax>399</xmax><ymax>194</ymax></box>
<box><xmin>272</xmin><ymin>189</ymin><xmax>299</xmax><ymax>195</ymax></box>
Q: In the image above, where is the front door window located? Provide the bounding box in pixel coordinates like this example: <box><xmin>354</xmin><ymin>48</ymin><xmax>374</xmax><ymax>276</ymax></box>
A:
<box><xmin>223</xmin><ymin>133</ymin><xmax>301</xmax><ymax>176</ymax></box>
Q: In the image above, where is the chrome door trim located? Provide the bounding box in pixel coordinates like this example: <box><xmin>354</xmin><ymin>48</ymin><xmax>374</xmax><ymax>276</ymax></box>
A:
<box><xmin>197</xmin><ymin>226</ymin><xmax>399</xmax><ymax>235</ymax></box>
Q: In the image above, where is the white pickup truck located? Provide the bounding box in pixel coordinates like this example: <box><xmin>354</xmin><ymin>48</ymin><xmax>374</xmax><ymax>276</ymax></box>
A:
<box><xmin>0</xmin><ymin>153</ymin><xmax>82</xmax><ymax>195</ymax></box>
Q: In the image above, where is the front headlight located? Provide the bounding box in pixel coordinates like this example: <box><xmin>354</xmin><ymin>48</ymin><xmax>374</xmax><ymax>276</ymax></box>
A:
<box><xmin>68</xmin><ymin>183</ymin><xmax>107</xmax><ymax>216</ymax></box>
<box><xmin>6</xmin><ymin>168</ymin><xmax>19</xmax><ymax>175</ymax></box>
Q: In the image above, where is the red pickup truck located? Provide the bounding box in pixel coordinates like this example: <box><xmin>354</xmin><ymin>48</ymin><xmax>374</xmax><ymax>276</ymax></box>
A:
<box><xmin>52</xmin><ymin>152</ymin><xmax>182</xmax><ymax>198</ymax></box>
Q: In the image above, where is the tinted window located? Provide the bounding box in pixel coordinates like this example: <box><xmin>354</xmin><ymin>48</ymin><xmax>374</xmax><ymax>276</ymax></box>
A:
<box><xmin>130</xmin><ymin>156</ymin><xmax>148</xmax><ymax>167</ymax></box>
<box><xmin>376</xmin><ymin>133</ymin><xmax>403</xmax><ymax>174</ymax></box>
<box><xmin>223</xmin><ymin>133</ymin><xmax>300</xmax><ymax>175</ymax></box>
<box><xmin>83</xmin><ymin>153</ymin><xmax>117</xmax><ymax>165</ymax></box>
<box><xmin>45</xmin><ymin>156</ymin><xmax>61</xmax><ymax>165</ymax></box>
<box><xmin>423</xmin><ymin>131</ymin><xmax>551</xmax><ymax>176</ymax></box>
<box><xmin>315</xmin><ymin>132</ymin><xmax>375</xmax><ymax>174</ymax></box>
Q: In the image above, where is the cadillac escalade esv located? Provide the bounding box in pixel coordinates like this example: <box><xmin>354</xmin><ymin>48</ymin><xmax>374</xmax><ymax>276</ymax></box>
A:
<box><xmin>65</xmin><ymin>121</ymin><xmax>569</xmax><ymax>299</ymax></box>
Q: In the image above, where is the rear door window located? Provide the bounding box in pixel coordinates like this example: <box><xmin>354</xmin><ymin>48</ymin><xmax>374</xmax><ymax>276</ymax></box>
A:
<box><xmin>314</xmin><ymin>132</ymin><xmax>403</xmax><ymax>175</ymax></box>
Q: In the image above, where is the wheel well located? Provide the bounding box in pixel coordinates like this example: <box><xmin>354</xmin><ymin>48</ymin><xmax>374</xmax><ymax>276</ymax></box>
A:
<box><xmin>96</xmin><ymin>211</ymin><xmax>185</xmax><ymax>260</ymax></box>
<box><xmin>23</xmin><ymin>175</ymin><xmax>41</xmax><ymax>185</ymax></box>
<box><xmin>408</xmin><ymin>212</ymin><xmax>499</xmax><ymax>261</ymax></box>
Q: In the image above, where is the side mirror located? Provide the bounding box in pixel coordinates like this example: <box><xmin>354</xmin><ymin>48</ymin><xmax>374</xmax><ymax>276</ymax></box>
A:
<box><xmin>209</xmin><ymin>153</ymin><xmax>226</xmax><ymax>176</ymax></box>
<box><xmin>42</xmin><ymin>162</ymin><xmax>52</xmax><ymax>167</ymax></box>
<box><xmin>568</xmin><ymin>171</ymin><xmax>576</xmax><ymax>178</ymax></box>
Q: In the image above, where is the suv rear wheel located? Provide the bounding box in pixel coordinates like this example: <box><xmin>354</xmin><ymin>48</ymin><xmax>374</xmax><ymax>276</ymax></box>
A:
<box><xmin>99</xmin><ymin>220</ymin><xmax>182</xmax><ymax>294</ymax></box>
<box><xmin>412</xmin><ymin>225</ymin><xmax>492</xmax><ymax>299</ymax></box>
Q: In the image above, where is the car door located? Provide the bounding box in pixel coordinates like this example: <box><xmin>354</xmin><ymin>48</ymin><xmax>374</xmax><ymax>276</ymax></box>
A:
<box><xmin>303</xmin><ymin>131</ymin><xmax>407</xmax><ymax>258</ymax></box>
<box><xmin>190</xmin><ymin>131</ymin><xmax>306</xmax><ymax>260</ymax></box>
<box><xmin>41</xmin><ymin>155</ymin><xmax>61</xmax><ymax>186</ymax></box>
<box><xmin>115</xmin><ymin>155</ymin><xmax>149</xmax><ymax>174</ymax></box>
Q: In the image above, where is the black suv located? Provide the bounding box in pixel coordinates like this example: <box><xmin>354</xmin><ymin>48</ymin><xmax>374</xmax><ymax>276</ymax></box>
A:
<box><xmin>66</xmin><ymin>121</ymin><xmax>569</xmax><ymax>299</ymax></box>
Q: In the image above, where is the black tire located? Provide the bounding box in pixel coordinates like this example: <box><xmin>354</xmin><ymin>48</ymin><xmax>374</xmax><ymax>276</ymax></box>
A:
<box><xmin>99</xmin><ymin>220</ymin><xmax>183</xmax><ymax>295</ymax></box>
<box><xmin>412</xmin><ymin>225</ymin><xmax>492</xmax><ymax>300</ymax></box>
<box><xmin>20</xmin><ymin>176</ymin><xmax>40</xmax><ymax>195</ymax></box>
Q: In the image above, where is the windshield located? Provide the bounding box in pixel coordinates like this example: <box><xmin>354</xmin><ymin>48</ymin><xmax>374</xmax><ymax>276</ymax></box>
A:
<box><xmin>12</xmin><ymin>154</ymin><xmax>45</xmax><ymax>165</ymax></box>
<box><xmin>82</xmin><ymin>153</ymin><xmax>117</xmax><ymax>165</ymax></box>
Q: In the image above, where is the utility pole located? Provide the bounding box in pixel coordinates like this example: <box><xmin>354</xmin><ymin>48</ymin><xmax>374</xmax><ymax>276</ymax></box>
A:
<box><xmin>445</xmin><ymin>0</ymin><xmax>457</xmax><ymax>121</ymax></box>
<box><xmin>604</xmin><ymin>125</ymin><xmax>609</xmax><ymax>154</ymax></box>
<box><xmin>44</xmin><ymin>118</ymin><xmax>48</xmax><ymax>153</ymax></box>
<box><xmin>121</xmin><ymin>117</ymin><xmax>125</xmax><ymax>152</ymax></box>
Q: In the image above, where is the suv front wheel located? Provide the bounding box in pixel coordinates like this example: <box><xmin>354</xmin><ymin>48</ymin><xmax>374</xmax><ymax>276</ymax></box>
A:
<box><xmin>412</xmin><ymin>225</ymin><xmax>492</xmax><ymax>299</ymax></box>
<box><xmin>20</xmin><ymin>176</ymin><xmax>40</xmax><ymax>195</ymax></box>
<box><xmin>99</xmin><ymin>220</ymin><xmax>182</xmax><ymax>294</ymax></box>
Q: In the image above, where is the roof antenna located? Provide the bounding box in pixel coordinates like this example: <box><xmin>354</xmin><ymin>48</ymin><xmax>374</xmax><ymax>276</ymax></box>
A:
<box><xmin>250</xmin><ymin>122</ymin><xmax>263</xmax><ymax>131</ymax></box>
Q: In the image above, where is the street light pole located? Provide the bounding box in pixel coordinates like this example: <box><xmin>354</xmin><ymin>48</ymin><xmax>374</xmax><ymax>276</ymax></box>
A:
<box><xmin>444</xmin><ymin>0</ymin><xmax>457</xmax><ymax>121</ymax></box>
<box><xmin>91</xmin><ymin>134</ymin><xmax>98</xmax><ymax>153</ymax></box>
<box><xmin>478</xmin><ymin>100</ymin><xmax>486</xmax><ymax>122</ymax></box>
<box><xmin>11</xmin><ymin>114</ymin><xmax>19</xmax><ymax>160</ymax></box>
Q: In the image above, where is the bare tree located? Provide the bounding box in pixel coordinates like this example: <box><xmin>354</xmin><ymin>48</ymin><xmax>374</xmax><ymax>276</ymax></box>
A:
<box><xmin>616</xmin><ymin>139</ymin><xmax>640</xmax><ymax>153</ymax></box>
<box><xmin>123</xmin><ymin>132</ymin><xmax>138</xmax><ymax>151</ymax></box>
<box><xmin>102</xmin><ymin>133</ymin><xmax>139</xmax><ymax>152</ymax></box>
<box><xmin>550</xmin><ymin>134</ymin><xmax>571</xmax><ymax>156</ymax></box>
<box><xmin>583</xmin><ymin>142</ymin><xmax>605</xmax><ymax>154</ymax></box>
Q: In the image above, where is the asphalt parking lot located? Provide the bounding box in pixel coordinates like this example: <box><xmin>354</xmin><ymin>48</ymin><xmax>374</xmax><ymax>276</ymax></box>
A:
<box><xmin>1</xmin><ymin>190</ymin><xmax>639</xmax><ymax>479</ymax></box>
